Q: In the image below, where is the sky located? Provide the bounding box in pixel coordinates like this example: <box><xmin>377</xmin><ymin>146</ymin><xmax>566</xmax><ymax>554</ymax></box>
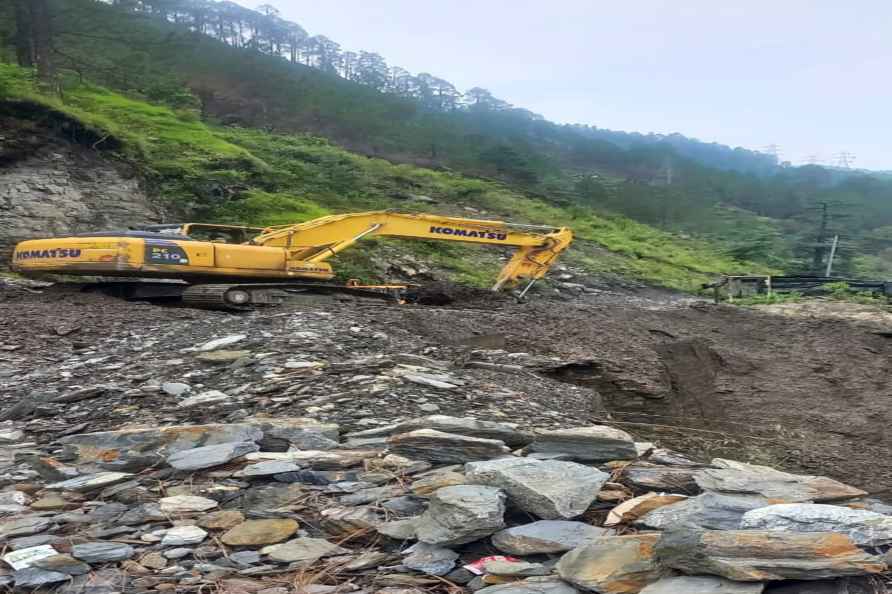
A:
<box><xmin>234</xmin><ymin>0</ymin><xmax>890</xmax><ymax>170</ymax></box>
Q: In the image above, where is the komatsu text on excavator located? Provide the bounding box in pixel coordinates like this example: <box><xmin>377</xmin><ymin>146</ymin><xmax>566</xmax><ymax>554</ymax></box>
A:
<box><xmin>12</xmin><ymin>211</ymin><xmax>573</xmax><ymax>307</ymax></box>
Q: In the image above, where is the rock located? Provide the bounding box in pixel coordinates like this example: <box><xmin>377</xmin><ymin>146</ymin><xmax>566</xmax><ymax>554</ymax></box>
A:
<box><xmin>476</xmin><ymin>578</ymin><xmax>579</xmax><ymax>594</ymax></box>
<box><xmin>195</xmin><ymin>334</ymin><xmax>247</xmax><ymax>351</ymax></box>
<box><xmin>161</xmin><ymin>382</ymin><xmax>191</xmax><ymax>396</ymax></box>
<box><xmin>527</xmin><ymin>426</ymin><xmax>637</xmax><ymax>462</ymax></box>
<box><xmin>320</xmin><ymin>506</ymin><xmax>381</xmax><ymax>537</ymax></box>
<box><xmin>28</xmin><ymin>456</ymin><xmax>80</xmax><ymax>482</ymax></box>
<box><xmin>2</xmin><ymin>544</ymin><xmax>59</xmax><ymax>569</ymax></box>
<box><xmin>620</xmin><ymin>462</ymin><xmax>700</xmax><ymax>494</ymax></box>
<box><xmin>13</xmin><ymin>567</ymin><xmax>70</xmax><ymax>587</ymax></box>
<box><xmin>159</xmin><ymin>495</ymin><xmax>219</xmax><ymax>513</ymax></box>
<box><xmin>178</xmin><ymin>390</ymin><xmax>231</xmax><ymax>408</ymax></box>
<box><xmin>401</xmin><ymin>373</ymin><xmax>460</xmax><ymax>389</ymax></box>
<box><xmin>247</xmin><ymin>449</ymin><xmax>377</xmax><ymax>470</ymax></box>
<box><xmin>139</xmin><ymin>552</ymin><xmax>168</xmax><ymax>570</ymax></box>
<box><xmin>741</xmin><ymin>503</ymin><xmax>892</xmax><ymax>547</ymax></box>
<box><xmin>161</xmin><ymin>526</ymin><xmax>207</xmax><ymax>546</ymax></box>
<box><xmin>389</xmin><ymin>429</ymin><xmax>511</xmax><ymax>464</ymax></box>
<box><xmin>640</xmin><ymin>576</ymin><xmax>765</xmax><ymax>593</ymax></box>
<box><xmin>411</xmin><ymin>471</ymin><xmax>467</xmax><ymax>496</ymax></box>
<box><xmin>415</xmin><ymin>485</ymin><xmax>506</xmax><ymax>546</ymax></box>
<box><xmin>483</xmin><ymin>559</ymin><xmax>549</xmax><ymax>576</ymax></box>
<box><xmin>46</xmin><ymin>471</ymin><xmax>133</xmax><ymax>492</ymax></box>
<box><xmin>387</xmin><ymin>416</ymin><xmax>532</xmax><ymax>448</ymax></box>
<box><xmin>246</xmin><ymin>417</ymin><xmax>340</xmax><ymax>450</ymax></box>
<box><xmin>221</xmin><ymin>519</ymin><xmax>299</xmax><ymax>546</ymax></box>
<box><xmin>30</xmin><ymin>495</ymin><xmax>69</xmax><ymax>511</ymax></box>
<box><xmin>605</xmin><ymin>493</ymin><xmax>688</xmax><ymax>526</ymax></box>
<box><xmin>492</xmin><ymin>521</ymin><xmax>608</xmax><ymax>555</ymax></box>
<box><xmin>402</xmin><ymin>542</ymin><xmax>459</xmax><ymax>576</ymax></box>
<box><xmin>419</xmin><ymin>403</ymin><xmax>440</xmax><ymax>413</ymax></box>
<box><xmin>163</xmin><ymin>547</ymin><xmax>193</xmax><ymax>560</ymax></box>
<box><xmin>261</xmin><ymin>538</ymin><xmax>349</xmax><ymax>563</ymax></box>
<box><xmin>229</xmin><ymin>550</ymin><xmax>262</xmax><ymax>566</ymax></box>
<box><xmin>0</xmin><ymin>516</ymin><xmax>53</xmax><ymax>541</ymax></box>
<box><xmin>237</xmin><ymin>461</ymin><xmax>302</xmax><ymax>478</ymax></box>
<box><xmin>557</xmin><ymin>533</ymin><xmax>666</xmax><ymax>594</ymax></box>
<box><xmin>383</xmin><ymin>495</ymin><xmax>428</xmax><ymax>517</ymax></box>
<box><xmin>167</xmin><ymin>441</ymin><xmax>259</xmax><ymax>471</ymax></box>
<box><xmin>71</xmin><ymin>542</ymin><xmax>135</xmax><ymax>563</ymax></box>
<box><xmin>58</xmin><ymin>423</ymin><xmax>264</xmax><ymax>464</ymax></box>
<box><xmin>636</xmin><ymin>492</ymin><xmax>769</xmax><ymax>531</ymax></box>
<box><xmin>695</xmin><ymin>459</ymin><xmax>867</xmax><ymax>503</ymax></box>
<box><xmin>198</xmin><ymin>510</ymin><xmax>246</xmax><ymax>530</ymax></box>
<box><xmin>377</xmin><ymin>518</ymin><xmax>419</xmax><ymax>540</ymax></box>
<box><xmin>33</xmin><ymin>554</ymin><xmax>91</xmax><ymax>575</ymax></box>
<box><xmin>762</xmin><ymin>577</ymin><xmax>883</xmax><ymax>594</ymax></box>
<box><xmin>466</xmin><ymin>458</ymin><xmax>609</xmax><ymax>520</ymax></box>
<box><xmin>656</xmin><ymin>529</ymin><xmax>886</xmax><ymax>581</ymax></box>
<box><xmin>195</xmin><ymin>350</ymin><xmax>252</xmax><ymax>363</ymax></box>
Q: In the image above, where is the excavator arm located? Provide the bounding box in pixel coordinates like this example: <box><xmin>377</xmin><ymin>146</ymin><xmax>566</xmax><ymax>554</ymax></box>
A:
<box><xmin>252</xmin><ymin>211</ymin><xmax>573</xmax><ymax>291</ymax></box>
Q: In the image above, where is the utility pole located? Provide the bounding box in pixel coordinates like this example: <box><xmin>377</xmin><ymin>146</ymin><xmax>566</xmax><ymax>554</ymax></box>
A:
<box><xmin>811</xmin><ymin>202</ymin><xmax>830</xmax><ymax>272</ymax></box>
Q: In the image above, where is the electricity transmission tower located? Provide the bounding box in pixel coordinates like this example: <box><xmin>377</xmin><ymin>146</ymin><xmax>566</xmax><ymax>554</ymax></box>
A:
<box><xmin>835</xmin><ymin>152</ymin><xmax>856</xmax><ymax>169</ymax></box>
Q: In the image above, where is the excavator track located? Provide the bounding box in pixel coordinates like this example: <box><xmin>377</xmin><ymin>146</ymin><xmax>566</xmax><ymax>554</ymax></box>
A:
<box><xmin>181</xmin><ymin>282</ymin><xmax>404</xmax><ymax>310</ymax></box>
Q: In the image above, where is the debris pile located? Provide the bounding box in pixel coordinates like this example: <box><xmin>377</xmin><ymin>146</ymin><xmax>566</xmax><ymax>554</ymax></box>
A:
<box><xmin>0</xmin><ymin>412</ymin><xmax>890</xmax><ymax>593</ymax></box>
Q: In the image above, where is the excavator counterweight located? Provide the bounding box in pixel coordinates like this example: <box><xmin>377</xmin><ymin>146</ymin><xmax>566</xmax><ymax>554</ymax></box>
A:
<box><xmin>11</xmin><ymin>211</ymin><xmax>573</xmax><ymax>307</ymax></box>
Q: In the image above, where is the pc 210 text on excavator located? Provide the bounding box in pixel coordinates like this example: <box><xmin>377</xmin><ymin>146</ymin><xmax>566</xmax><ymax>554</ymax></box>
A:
<box><xmin>11</xmin><ymin>211</ymin><xmax>574</xmax><ymax>308</ymax></box>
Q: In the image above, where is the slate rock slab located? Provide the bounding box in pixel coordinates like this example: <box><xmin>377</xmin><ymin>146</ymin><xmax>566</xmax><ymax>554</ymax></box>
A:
<box><xmin>389</xmin><ymin>429</ymin><xmax>511</xmax><ymax>464</ymax></box>
<box><xmin>741</xmin><ymin>503</ymin><xmax>892</xmax><ymax>547</ymax></box>
<box><xmin>557</xmin><ymin>533</ymin><xmax>666</xmax><ymax>594</ymax></box>
<box><xmin>620</xmin><ymin>462</ymin><xmax>700</xmax><ymax>494</ymax></box>
<box><xmin>402</xmin><ymin>542</ymin><xmax>459</xmax><ymax>576</ymax></box>
<box><xmin>636</xmin><ymin>492</ymin><xmax>769</xmax><ymax>531</ymax></box>
<box><xmin>46</xmin><ymin>472</ymin><xmax>134</xmax><ymax>493</ymax></box>
<box><xmin>261</xmin><ymin>538</ymin><xmax>348</xmax><ymax>563</ymax></box>
<box><xmin>695</xmin><ymin>459</ymin><xmax>867</xmax><ymax>503</ymax></box>
<box><xmin>467</xmin><ymin>457</ymin><xmax>608</xmax><ymax>519</ymax></box>
<box><xmin>13</xmin><ymin>567</ymin><xmax>70</xmax><ymax>588</ymax></box>
<box><xmin>527</xmin><ymin>426</ymin><xmax>638</xmax><ymax>462</ymax></box>
<box><xmin>221</xmin><ymin>519</ymin><xmax>299</xmax><ymax>546</ymax></box>
<box><xmin>640</xmin><ymin>576</ymin><xmax>765</xmax><ymax>593</ymax></box>
<box><xmin>71</xmin><ymin>542</ymin><xmax>135</xmax><ymax>563</ymax></box>
<box><xmin>167</xmin><ymin>441</ymin><xmax>259</xmax><ymax>471</ymax></box>
<box><xmin>656</xmin><ymin>528</ymin><xmax>885</xmax><ymax>581</ymax></box>
<box><xmin>415</xmin><ymin>485</ymin><xmax>506</xmax><ymax>546</ymax></box>
<box><xmin>391</xmin><ymin>415</ymin><xmax>532</xmax><ymax>447</ymax></box>
<box><xmin>477</xmin><ymin>578</ymin><xmax>580</xmax><ymax>594</ymax></box>
<box><xmin>492</xmin><ymin>520</ymin><xmax>609</xmax><ymax>555</ymax></box>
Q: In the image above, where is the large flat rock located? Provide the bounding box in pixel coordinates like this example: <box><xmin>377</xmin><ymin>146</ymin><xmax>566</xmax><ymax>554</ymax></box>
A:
<box><xmin>492</xmin><ymin>520</ymin><xmax>609</xmax><ymax>555</ymax></box>
<box><xmin>527</xmin><ymin>426</ymin><xmax>638</xmax><ymax>462</ymax></box>
<box><xmin>557</xmin><ymin>533</ymin><xmax>666</xmax><ymax>594</ymax></box>
<box><xmin>656</xmin><ymin>528</ymin><xmax>886</xmax><ymax>581</ymax></box>
<box><xmin>636</xmin><ymin>492</ymin><xmax>769</xmax><ymax>531</ymax></box>
<box><xmin>414</xmin><ymin>485</ymin><xmax>506</xmax><ymax>546</ymax></box>
<box><xmin>640</xmin><ymin>576</ymin><xmax>764</xmax><ymax>594</ymax></box>
<box><xmin>466</xmin><ymin>458</ymin><xmax>609</xmax><ymax>520</ymax></box>
<box><xmin>695</xmin><ymin>459</ymin><xmax>867</xmax><ymax>503</ymax></box>
<box><xmin>741</xmin><ymin>503</ymin><xmax>892</xmax><ymax>547</ymax></box>
<box><xmin>389</xmin><ymin>429</ymin><xmax>511</xmax><ymax>463</ymax></box>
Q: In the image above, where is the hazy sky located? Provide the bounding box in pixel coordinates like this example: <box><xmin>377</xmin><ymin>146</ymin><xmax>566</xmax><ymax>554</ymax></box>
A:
<box><xmin>235</xmin><ymin>1</ymin><xmax>889</xmax><ymax>169</ymax></box>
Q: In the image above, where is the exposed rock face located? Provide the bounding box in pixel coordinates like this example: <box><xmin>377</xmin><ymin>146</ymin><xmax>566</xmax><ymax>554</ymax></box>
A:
<box><xmin>656</xmin><ymin>529</ymin><xmax>886</xmax><ymax>581</ymax></box>
<box><xmin>0</xmin><ymin>116</ymin><xmax>161</xmax><ymax>265</ymax></box>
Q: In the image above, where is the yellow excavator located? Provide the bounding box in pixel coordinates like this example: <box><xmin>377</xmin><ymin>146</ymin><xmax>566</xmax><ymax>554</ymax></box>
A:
<box><xmin>11</xmin><ymin>211</ymin><xmax>573</xmax><ymax>307</ymax></box>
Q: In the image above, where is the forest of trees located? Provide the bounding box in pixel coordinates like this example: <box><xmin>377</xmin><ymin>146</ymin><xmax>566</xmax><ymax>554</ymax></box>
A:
<box><xmin>3</xmin><ymin>0</ymin><xmax>892</xmax><ymax>278</ymax></box>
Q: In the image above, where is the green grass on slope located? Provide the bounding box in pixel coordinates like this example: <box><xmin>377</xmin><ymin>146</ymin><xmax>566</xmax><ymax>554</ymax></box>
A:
<box><xmin>0</xmin><ymin>64</ymin><xmax>773</xmax><ymax>290</ymax></box>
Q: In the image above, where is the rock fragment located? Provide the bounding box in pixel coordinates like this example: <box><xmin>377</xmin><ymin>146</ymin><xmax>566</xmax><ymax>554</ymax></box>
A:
<box><xmin>167</xmin><ymin>441</ymin><xmax>259</xmax><ymax>471</ymax></box>
<box><xmin>467</xmin><ymin>457</ymin><xmax>608</xmax><ymax>519</ymax></box>
<box><xmin>557</xmin><ymin>533</ymin><xmax>666</xmax><ymax>594</ymax></box>
<box><xmin>620</xmin><ymin>462</ymin><xmax>700</xmax><ymax>494</ymax></box>
<box><xmin>639</xmin><ymin>576</ymin><xmax>765</xmax><ymax>593</ymax></box>
<box><xmin>389</xmin><ymin>429</ymin><xmax>511</xmax><ymax>463</ymax></box>
<box><xmin>13</xmin><ymin>567</ymin><xmax>70</xmax><ymax>588</ymax></box>
<box><xmin>492</xmin><ymin>521</ymin><xmax>608</xmax><ymax>555</ymax></box>
<box><xmin>415</xmin><ymin>485</ymin><xmax>506</xmax><ymax>546</ymax></box>
<box><xmin>402</xmin><ymin>542</ymin><xmax>458</xmax><ymax>575</ymax></box>
<box><xmin>695</xmin><ymin>459</ymin><xmax>867</xmax><ymax>503</ymax></box>
<box><xmin>636</xmin><ymin>492</ymin><xmax>769</xmax><ymax>531</ymax></box>
<box><xmin>159</xmin><ymin>495</ymin><xmax>219</xmax><ymax>513</ymax></box>
<box><xmin>261</xmin><ymin>538</ymin><xmax>348</xmax><ymax>563</ymax></box>
<box><xmin>46</xmin><ymin>472</ymin><xmax>133</xmax><ymax>492</ymax></box>
<box><xmin>33</xmin><ymin>554</ymin><xmax>91</xmax><ymax>575</ymax></box>
<box><xmin>476</xmin><ymin>578</ymin><xmax>580</xmax><ymax>594</ymax></box>
<box><xmin>741</xmin><ymin>503</ymin><xmax>892</xmax><ymax>547</ymax></box>
<box><xmin>161</xmin><ymin>526</ymin><xmax>207</xmax><ymax>546</ymax></box>
<box><xmin>71</xmin><ymin>542</ymin><xmax>135</xmax><ymax>563</ymax></box>
<box><xmin>0</xmin><ymin>516</ymin><xmax>53</xmax><ymax>541</ymax></box>
<box><xmin>221</xmin><ymin>519</ymin><xmax>299</xmax><ymax>546</ymax></box>
<box><xmin>528</xmin><ymin>426</ymin><xmax>638</xmax><ymax>462</ymax></box>
<box><xmin>656</xmin><ymin>529</ymin><xmax>886</xmax><ymax>581</ymax></box>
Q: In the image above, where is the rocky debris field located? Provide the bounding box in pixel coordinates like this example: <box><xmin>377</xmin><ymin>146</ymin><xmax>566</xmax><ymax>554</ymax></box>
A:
<box><xmin>1</xmin><ymin>280</ymin><xmax>892</xmax><ymax>592</ymax></box>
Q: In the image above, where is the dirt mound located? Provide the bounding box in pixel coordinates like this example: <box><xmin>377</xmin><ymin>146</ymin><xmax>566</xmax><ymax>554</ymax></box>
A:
<box><xmin>406</xmin><ymin>281</ymin><xmax>515</xmax><ymax>307</ymax></box>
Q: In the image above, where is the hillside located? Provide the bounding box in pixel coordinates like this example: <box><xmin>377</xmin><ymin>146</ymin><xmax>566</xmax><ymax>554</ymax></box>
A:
<box><xmin>0</xmin><ymin>63</ymin><xmax>765</xmax><ymax>290</ymax></box>
<box><xmin>2</xmin><ymin>0</ymin><xmax>887</xmax><ymax>280</ymax></box>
